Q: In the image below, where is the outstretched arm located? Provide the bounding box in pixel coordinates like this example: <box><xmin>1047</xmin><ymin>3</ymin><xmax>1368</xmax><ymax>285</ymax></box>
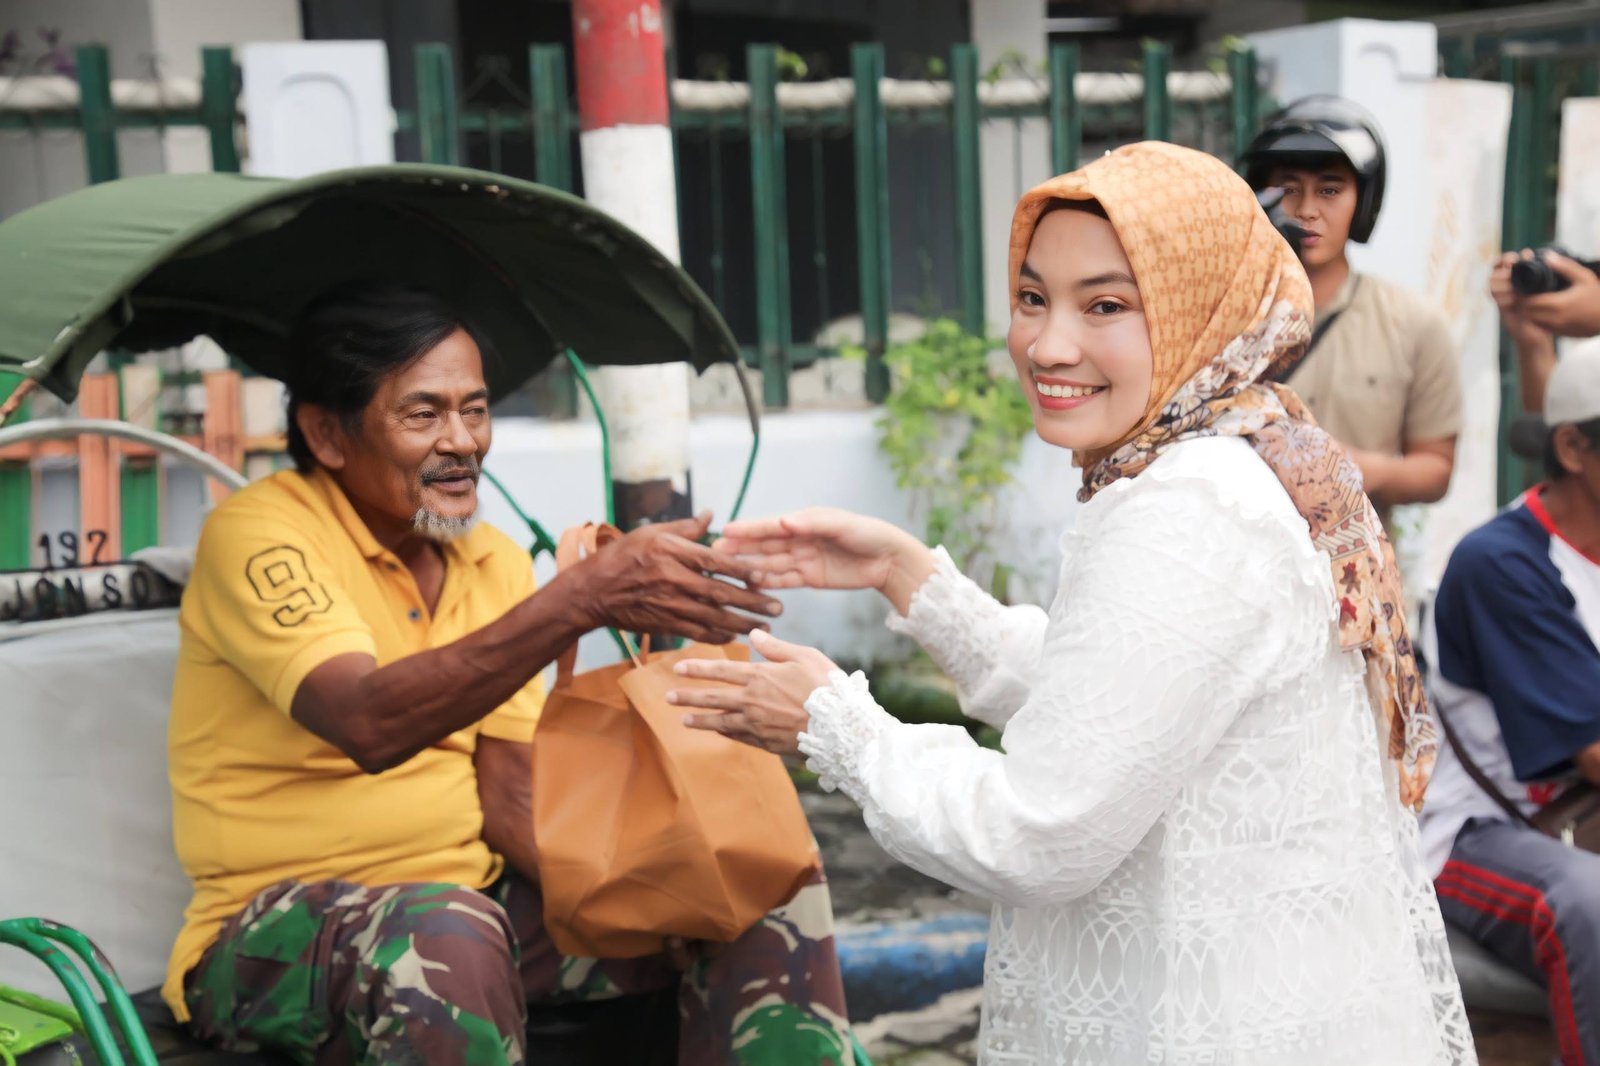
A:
<box><xmin>678</xmin><ymin>478</ymin><xmax>1324</xmax><ymax>906</ymax></box>
<box><xmin>718</xmin><ymin>508</ymin><xmax>1049</xmax><ymax>727</ymax></box>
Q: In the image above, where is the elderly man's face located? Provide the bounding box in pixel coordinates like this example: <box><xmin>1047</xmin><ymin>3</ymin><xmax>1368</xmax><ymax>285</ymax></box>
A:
<box><xmin>340</xmin><ymin>327</ymin><xmax>491</xmax><ymax>540</ymax></box>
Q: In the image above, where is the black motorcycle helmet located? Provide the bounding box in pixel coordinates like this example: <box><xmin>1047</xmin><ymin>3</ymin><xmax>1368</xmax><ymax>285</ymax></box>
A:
<box><xmin>1241</xmin><ymin>95</ymin><xmax>1387</xmax><ymax>244</ymax></box>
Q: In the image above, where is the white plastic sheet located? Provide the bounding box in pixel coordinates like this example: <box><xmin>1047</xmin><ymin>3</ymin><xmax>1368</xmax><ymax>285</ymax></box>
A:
<box><xmin>0</xmin><ymin>610</ymin><xmax>190</xmax><ymax>998</ymax></box>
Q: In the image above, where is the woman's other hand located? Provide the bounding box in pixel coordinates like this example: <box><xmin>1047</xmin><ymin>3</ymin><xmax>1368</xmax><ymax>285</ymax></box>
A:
<box><xmin>670</xmin><ymin>630</ymin><xmax>838</xmax><ymax>754</ymax></box>
<box><xmin>715</xmin><ymin>507</ymin><xmax>937</xmax><ymax>615</ymax></box>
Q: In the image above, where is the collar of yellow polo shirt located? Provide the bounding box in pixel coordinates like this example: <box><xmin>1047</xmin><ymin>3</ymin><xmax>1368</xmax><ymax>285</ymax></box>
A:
<box><xmin>163</xmin><ymin>465</ymin><xmax>545</xmax><ymax>1018</ymax></box>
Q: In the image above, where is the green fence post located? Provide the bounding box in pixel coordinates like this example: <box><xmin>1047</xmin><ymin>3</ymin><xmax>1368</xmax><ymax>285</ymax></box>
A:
<box><xmin>1441</xmin><ymin>38</ymin><xmax>1473</xmax><ymax>80</ymax></box>
<box><xmin>415</xmin><ymin>43</ymin><xmax>460</xmax><ymax>166</ymax></box>
<box><xmin>1579</xmin><ymin>61</ymin><xmax>1600</xmax><ymax>99</ymax></box>
<box><xmin>1502</xmin><ymin>56</ymin><xmax>1529</xmax><ymax>253</ymax></box>
<box><xmin>529</xmin><ymin>44</ymin><xmax>578</xmax><ymax>418</ymax></box>
<box><xmin>851</xmin><ymin>43</ymin><xmax>891</xmax><ymax>403</ymax></box>
<box><xmin>1227</xmin><ymin>44</ymin><xmax>1259</xmax><ymax>166</ymax></box>
<box><xmin>120</xmin><ymin>464</ymin><xmax>161</xmax><ymax>552</ymax></box>
<box><xmin>951</xmin><ymin>44</ymin><xmax>984</xmax><ymax>337</ymax></box>
<box><xmin>529</xmin><ymin>45</ymin><xmax>573</xmax><ymax>190</ymax></box>
<box><xmin>1499</xmin><ymin>55</ymin><xmax>1532</xmax><ymax>506</ymax></box>
<box><xmin>76</xmin><ymin>45</ymin><xmax>151</xmax><ymax>556</ymax></box>
<box><xmin>76</xmin><ymin>44</ymin><xmax>119</xmax><ymax>183</ymax></box>
<box><xmin>118</xmin><ymin>364</ymin><xmax>162</xmax><ymax>554</ymax></box>
<box><xmin>748</xmin><ymin>44</ymin><xmax>792</xmax><ymax>408</ymax></box>
<box><xmin>1049</xmin><ymin>42</ymin><xmax>1081</xmax><ymax>176</ymax></box>
<box><xmin>0</xmin><ymin>374</ymin><xmax>30</xmax><ymax>569</ymax></box>
<box><xmin>200</xmin><ymin>46</ymin><xmax>241</xmax><ymax>172</ymax></box>
<box><xmin>1529</xmin><ymin>56</ymin><xmax>1557</xmax><ymax>246</ymax></box>
<box><xmin>1142</xmin><ymin>39</ymin><xmax>1172</xmax><ymax>142</ymax></box>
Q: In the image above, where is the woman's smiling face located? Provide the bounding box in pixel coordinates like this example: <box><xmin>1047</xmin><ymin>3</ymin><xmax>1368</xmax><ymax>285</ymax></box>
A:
<box><xmin>1007</xmin><ymin>205</ymin><xmax>1154</xmax><ymax>453</ymax></box>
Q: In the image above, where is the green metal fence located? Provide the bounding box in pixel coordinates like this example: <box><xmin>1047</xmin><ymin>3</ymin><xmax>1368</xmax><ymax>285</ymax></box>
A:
<box><xmin>0</xmin><ymin>39</ymin><xmax>1262</xmax><ymax>417</ymax></box>
<box><xmin>400</xmin><ymin>39</ymin><xmax>1264</xmax><ymax>408</ymax></box>
<box><xmin>5</xmin><ymin>33</ymin><xmax>1588</xmax><ymax>501</ymax></box>
<box><xmin>0</xmin><ymin>44</ymin><xmax>241</xmax><ymax>566</ymax></box>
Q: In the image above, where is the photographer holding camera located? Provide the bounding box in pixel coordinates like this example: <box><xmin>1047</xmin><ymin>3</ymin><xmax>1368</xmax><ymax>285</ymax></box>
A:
<box><xmin>1493</xmin><ymin>247</ymin><xmax>1600</xmax><ymax>420</ymax></box>
<box><xmin>1498</xmin><ymin>247</ymin><xmax>1600</xmax><ymax>343</ymax></box>
<box><xmin>1243</xmin><ymin>97</ymin><xmax>1461</xmax><ymax>532</ymax></box>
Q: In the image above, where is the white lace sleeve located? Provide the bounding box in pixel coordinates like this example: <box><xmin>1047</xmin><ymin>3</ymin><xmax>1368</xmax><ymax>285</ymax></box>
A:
<box><xmin>798</xmin><ymin>471</ymin><xmax>1329</xmax><ymax>908</ymax></box>
<box><xmin>885</xmin><ymin>547</ymin><xmax>1048</xmax><ymax>729</ymax></box>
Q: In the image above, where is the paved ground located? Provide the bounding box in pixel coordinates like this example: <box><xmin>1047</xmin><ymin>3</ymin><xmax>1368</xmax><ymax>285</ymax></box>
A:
<box><xmin>856</xmin><ymin>999</ymin><xmax>1554</xmax><ymax>1065</ymax></box>
<box><xmin>808</xmin><ymin>784</ymin><xmax>1559</xmax><ymax>1066</ymax></box>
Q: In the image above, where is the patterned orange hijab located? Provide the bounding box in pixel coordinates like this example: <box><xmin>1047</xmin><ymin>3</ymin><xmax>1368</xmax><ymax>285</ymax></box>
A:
<box><xmin>1009</xmin><ymin>142</ymin><xmax>1434</xmax><ymax>810</ymax></box>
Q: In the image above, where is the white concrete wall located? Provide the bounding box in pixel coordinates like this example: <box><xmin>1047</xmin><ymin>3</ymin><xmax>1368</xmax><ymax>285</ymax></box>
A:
<box><xmin>0</xmin><ymin>0</ymin><xmax>301</xmax><ymax>217</ymax></box>
<box><xmin>1416</xmin><ymin>78</ymin><xmax>1512</xmax><ymax>591</ymax></box>
<box><xmin>0</xmin><ymin>0</ymin><xmax>159</xmax><ymax>215</ymax></box>
<box><xmin>477</xmin><ymin>409</ymin><xmax>1082</xmax><ymax>671</ymax></box>
<box><xmin>148</xmin><ymin>0</ymin><xmax>302</xmax><ymax>174</ymax></box>
<box><xmin>1248</xmin><ymin>18</ymin><xmax>1441</xmax><ymax>291</ymax></box>
<box><xmin>240</xmin><ymin>41</ymin><xmax>394</xmax><ymax>177</ymax></box>
<box><xmin>148</xmin><ymin>0</ymin><xmax>301</xmax><ymax>76</ymax></box>
<box><xmin>1555</xmin><ymin>100</ymin><xmax>1600</xmax><ymax>413</ymax></box>
<box><xmin>972</xmin><ymin>0</ymin><xmax>1051</xmax><ymax>334</ymax></box>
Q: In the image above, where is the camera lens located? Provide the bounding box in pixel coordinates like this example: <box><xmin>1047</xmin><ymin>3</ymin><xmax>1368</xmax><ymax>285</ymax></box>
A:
<box><xmin>1510</xmin><ymin>257</ymin><xmax>1568</xmax><ymax>295</ymax></box>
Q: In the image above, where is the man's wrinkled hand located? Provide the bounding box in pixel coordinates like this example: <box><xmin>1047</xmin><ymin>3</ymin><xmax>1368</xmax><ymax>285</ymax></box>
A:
<box><xmin>579</xmin><ymin>512</ymin><xmax>782</xmax><ymax>644</ymax></box>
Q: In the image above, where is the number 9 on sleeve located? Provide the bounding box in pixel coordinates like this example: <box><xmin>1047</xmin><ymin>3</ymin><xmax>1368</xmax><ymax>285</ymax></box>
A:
<box><xmin>245</xmin><ymin>546</ymin><xmax>334</xmax><ymax>627</ymax></box>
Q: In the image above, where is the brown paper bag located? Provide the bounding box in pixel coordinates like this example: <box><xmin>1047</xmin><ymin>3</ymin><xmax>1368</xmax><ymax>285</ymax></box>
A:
<box><xmin>531</xmin><ymin>524</ymin><xmax>819</xmax><ymax>958</ymax></box>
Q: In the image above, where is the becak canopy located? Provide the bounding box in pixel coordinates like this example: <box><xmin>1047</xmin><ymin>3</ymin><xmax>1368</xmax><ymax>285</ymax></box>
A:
<box><xmin>0</xmin><ymin>164</ymin><xmax>740</xmax><ymax>403</ymax></box>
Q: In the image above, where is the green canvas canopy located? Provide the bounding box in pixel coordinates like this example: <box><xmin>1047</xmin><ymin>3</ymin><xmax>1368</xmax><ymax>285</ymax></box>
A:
<box><xmin>0</xmin><ymin>164</ymin><xmax>739</xmax><ymax>404</ymax></box>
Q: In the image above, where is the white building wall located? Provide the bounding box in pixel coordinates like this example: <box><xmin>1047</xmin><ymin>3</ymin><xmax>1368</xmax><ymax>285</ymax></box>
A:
<box><xmin>971</xmin><ymin>0</ymin><xmax>1052</xmax><ymax>335</ymax></box>
<box><xmin>0</xmin><ymin>0</ymin><xmax>301</xmax><ymax>216</ymax></box>
<box><xmin>147</xmin><ymin>0</ymin><xmax>302</xmax><ymax>174</ymax></box>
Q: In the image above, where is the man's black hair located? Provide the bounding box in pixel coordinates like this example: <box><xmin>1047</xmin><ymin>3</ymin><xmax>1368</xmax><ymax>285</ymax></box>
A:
<box><xmin>283</xmin><ymin>282</ymin><xmax>480</xmax><ymax>473</ymax></box>
<box><xmin>1542</xmin><ymin>416</ymin><xmax>1600</xmax><ymax>482</ymax></box>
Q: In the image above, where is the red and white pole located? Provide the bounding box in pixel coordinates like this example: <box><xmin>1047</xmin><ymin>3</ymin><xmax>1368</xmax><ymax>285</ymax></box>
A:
<box><xmin>570</xmin><ymin>0</ymin><xmax>692</xmax><ymax>530</ymax></box>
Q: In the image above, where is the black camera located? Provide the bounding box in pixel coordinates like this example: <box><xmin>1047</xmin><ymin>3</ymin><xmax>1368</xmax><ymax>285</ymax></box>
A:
<box><xmin>1510</xmin><ymin>247</ymin><xmax>1600</xmax><ymax>295</ymax></box>
<box><xmin>1256</xmin><ymin>187</ymin><xmax>1310</xmax><ymax>258</ymax></box>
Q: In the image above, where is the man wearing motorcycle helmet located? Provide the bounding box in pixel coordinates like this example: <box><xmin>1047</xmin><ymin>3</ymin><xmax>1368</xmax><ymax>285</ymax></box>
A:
<box><xmin>1243</xmin><ymin>95</ymin><xmax>1461</xmax><ymax>532</ymax></box>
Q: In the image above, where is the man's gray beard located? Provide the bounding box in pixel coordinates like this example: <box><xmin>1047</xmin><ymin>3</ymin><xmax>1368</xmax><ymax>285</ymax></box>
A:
<box><xmin>412</xmin><ymin>507</ymin><xmax>478</xmax><ymax>543</ymax></box>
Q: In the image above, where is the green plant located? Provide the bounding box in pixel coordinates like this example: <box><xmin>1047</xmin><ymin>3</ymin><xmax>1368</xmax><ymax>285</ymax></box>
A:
<box><xmin>846</xmin><ymin>319</ymin><xmax>1033</xmax><ymax>595</ymax></box>
<box><xmin>775</xmin><ymin>46</ymin><xmax>809</xmax><ymax>81</ymax></box>
<box><xmin>982</xmin><ymin>48</ymin><xmax>1044</xmax><ymax>87</ymax></box>
<box><xmin>1207</xmin><ymin>36</ymin><xmax>1250</xmax><ymax>76</ymax></box>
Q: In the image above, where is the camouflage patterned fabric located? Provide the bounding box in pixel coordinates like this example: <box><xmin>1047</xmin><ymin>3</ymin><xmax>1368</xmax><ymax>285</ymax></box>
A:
<box><xmin>184</xmin><ymin>866</ymin><xmax>853</xmax><ymax>1065</ymax></box>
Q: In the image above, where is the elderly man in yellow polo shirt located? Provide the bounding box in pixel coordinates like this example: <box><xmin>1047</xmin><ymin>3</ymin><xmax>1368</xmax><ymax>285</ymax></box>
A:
<box><xmin>162</xmin><ymin>283</ymin><xmax>852</xmax><ymax>1065</ymax></box>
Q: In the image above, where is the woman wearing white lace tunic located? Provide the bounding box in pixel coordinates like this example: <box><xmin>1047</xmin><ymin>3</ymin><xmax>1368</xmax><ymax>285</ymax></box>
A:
<box><xmin>671</xmin><ymin>143</ymin><xmax>1476</xmax><ymax>1065</ymax></box>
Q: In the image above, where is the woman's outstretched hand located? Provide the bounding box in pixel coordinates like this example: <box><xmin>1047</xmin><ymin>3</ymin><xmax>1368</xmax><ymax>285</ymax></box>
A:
<box><xmin>715</xmin><ymin>507</ymin><xmax>937</xmax><ymax>615</ymax></box>
<box><xmin>670</xmin><ymin>630</ymin><xmax>838</xmax><ymax>754</ymax></box>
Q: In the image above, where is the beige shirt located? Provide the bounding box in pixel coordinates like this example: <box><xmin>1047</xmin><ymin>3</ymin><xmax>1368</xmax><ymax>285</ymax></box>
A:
<box><xmin>1287</xmin><ymin>272</ymin><xmax>1461</xmax><ymax>525</ymax></box>
<box><xmin>1292</xmin><ymin>271</ymin><xmax>1461</xmax><ymax>450</ymax></box>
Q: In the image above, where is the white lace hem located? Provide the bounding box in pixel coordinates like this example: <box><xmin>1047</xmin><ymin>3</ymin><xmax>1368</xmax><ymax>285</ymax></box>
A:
<box><xmin>884</xmin><ymin>546</ymin><xmax>1048</xmax><ymax>729</ymax></box>
<box><xmin>798</xmin><ymin>669</ymin><xmax>895</xmax><ymax>803</ymax></box>
<box><xmin>885</xmin><ymin>546</ymin><xmax>1010</xmax><ymax>681</ymax></box>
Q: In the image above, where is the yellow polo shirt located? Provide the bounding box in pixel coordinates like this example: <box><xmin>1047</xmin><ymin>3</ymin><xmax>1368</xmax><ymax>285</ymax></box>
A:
<box><xmin>162</xmin><ymin>467</ymin><xmax>544</xmax><ymax>1018</ymax></box>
